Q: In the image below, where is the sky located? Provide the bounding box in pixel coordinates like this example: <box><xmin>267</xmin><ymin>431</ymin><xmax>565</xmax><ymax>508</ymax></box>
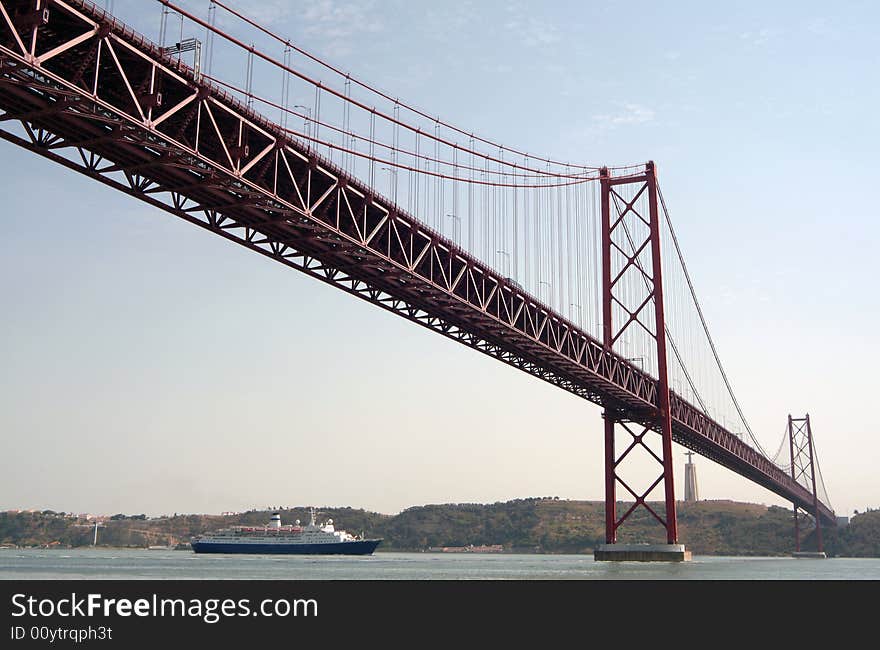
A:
<box><xmin>1</xmin><ymin>0</ymin><xmax>878</xmax><ymax>519</ymax></box>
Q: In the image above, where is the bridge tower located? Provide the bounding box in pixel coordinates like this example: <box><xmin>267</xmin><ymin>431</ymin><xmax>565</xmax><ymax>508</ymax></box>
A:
<box><xmin>595</xmin><ymin>162</ymin><xmax>689</xmax><ymax>561</ymax></box>
<box><xmin>788</xmin><ymin>414</ymin><xmax>826</xmax><ymax>558</ymax></box>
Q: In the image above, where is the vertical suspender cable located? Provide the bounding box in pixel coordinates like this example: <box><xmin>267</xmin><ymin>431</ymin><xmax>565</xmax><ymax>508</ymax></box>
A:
<box><xmin>468</xmin><ymin>137</ymin><xmax>474</xmax><ymax>253</ymax></box>
<box><xmin>655</xmin><ymin>186</ymin><xmax>761</xmax><ymax>449</ymax></box>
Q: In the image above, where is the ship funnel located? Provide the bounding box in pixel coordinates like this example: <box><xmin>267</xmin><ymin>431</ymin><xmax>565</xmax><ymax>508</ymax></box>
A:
<box><xmin>269</xmin><ymin>513</ymin><xmax>282</xmax><ymax>528</ymax></box>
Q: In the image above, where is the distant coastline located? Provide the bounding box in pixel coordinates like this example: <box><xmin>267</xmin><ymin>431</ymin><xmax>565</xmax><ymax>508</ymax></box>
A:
<box><xmin>2</xmin><ymin>499</ymin><xmax>878</xmax><ymax>557</ymax></box>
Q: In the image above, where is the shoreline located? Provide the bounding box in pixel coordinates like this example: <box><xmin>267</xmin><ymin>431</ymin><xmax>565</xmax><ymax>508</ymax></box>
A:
<box><xmin>0</xmin><ymin>547</ymin><xmax>853</xmax><ymax>559</ymax></box>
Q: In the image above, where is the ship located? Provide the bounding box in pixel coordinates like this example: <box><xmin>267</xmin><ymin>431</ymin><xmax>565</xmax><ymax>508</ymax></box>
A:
<box><xmin>190</xmin><ymin>509</ymin><xmax>382</xmax><ymax>555</ymax></box>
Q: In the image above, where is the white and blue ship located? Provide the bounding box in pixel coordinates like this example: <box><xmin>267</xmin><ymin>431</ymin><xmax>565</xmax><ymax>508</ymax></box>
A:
<box><xmin>191</xmin><ymin>509</ymin><xmax>381</xmax><ymax>555</ymax></box>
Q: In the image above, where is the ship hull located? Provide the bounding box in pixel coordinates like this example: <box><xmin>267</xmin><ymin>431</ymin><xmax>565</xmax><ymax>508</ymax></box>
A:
<box><xmin>191</xmin><ymin>539</ymin><xmax>382</xmax><ymax>555</ymax></box>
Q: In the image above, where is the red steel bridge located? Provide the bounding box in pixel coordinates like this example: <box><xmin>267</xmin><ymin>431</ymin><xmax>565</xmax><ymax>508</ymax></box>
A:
<box><xmin>0</xmin><ymin>0</ymin><xmax>835</xmax><ymax>550</ymax></box>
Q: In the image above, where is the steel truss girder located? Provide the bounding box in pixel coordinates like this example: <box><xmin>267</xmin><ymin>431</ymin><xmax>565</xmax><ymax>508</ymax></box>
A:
<box><xmin>0</xmin><ymin>121</ymin><xmax>609</xmax><ymax>409</ymax></box>
<box><xmin>0</xmin><ymin>0</ymin><xmax>835</xmax><ymax>525</ymax></box>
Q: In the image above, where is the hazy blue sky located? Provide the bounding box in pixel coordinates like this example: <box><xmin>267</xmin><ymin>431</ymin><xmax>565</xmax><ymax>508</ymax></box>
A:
<box><xmin>2</xmin><ymin>0</ymin><xmax>878</xmax><ymax>520</ymax></box>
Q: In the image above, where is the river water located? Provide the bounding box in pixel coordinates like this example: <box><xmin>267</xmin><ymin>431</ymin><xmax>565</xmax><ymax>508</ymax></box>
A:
<box><xmin>2</xmin><ymin>549</ymin><xmax>879</xmax><ymax>580</ymax></box>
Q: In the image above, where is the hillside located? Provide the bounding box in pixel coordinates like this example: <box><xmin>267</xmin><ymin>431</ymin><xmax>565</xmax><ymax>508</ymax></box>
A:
<box><xmin>1</xmin><ymin>500</ymin><xmax>875</xmax><ymax>557</ymax></box>
<box><xmin>383</xmin><ymin>499</ymin><xmax>800</xmax><ymax>555</ymax></box>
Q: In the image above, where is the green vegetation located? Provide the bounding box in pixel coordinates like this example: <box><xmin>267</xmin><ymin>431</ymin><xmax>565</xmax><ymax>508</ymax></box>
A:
<box><xmin>1</xmin><ymin>500</ymin><xmax>875</xmax><ymax>557</ymax></box>
<box><xmin>824</xmin><ymin>509</ymin><xmax>880</xmax><ymax>557</ymax></box>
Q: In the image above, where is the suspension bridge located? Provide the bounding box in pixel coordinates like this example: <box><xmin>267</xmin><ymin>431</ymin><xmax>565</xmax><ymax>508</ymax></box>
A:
<box><xmin>0</xmin><ymin>0</ymin><xmax>835</xmax><ymax>559</ymax></box>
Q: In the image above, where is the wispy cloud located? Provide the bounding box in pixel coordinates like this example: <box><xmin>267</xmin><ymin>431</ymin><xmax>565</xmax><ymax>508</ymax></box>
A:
<box><xmin>222</xmin><ymin>0</ymin><xmax>296</xmax><ymax>27</ymax></box>
<box><xmin>804</xmin><ymin>17</ymin><xmax>837</xmax><ymax>38</ymax></box>
<box><xmin>221</xmin><ymin>0</ymin><xmax>384</xmax><ymax>58</ymax></box>
<box><xmin>739</xmin><ymin>27</ymin><xmax>778</xmax><ymax>46</ymax></box>
<box><xmin>504</xmin><ymin>17</ymin><xmax>561</xmax><ymax>47</ymax></box>
<box><xmin>560</xmin><ymin>103</ymin><xmax>656</xmax><ymax>145</ymax></box>
<box><xmin>592</xmin><ymin>103</ymin><xmax>655</xmax><ymax>129</ymax></box>
<box><xmin>301</xmin><ymin>0</ymin><xmax>383</xmax><ymax>39</ymax></box>
<box><xmin>502</xmin><ymin>2</ymin><xmax>561</xmax><ymax>47</ymax></box>
<box><xmin>302</xmin><ymin>0</ymin><xmax>384</xmax><ymax>57</ymax></box>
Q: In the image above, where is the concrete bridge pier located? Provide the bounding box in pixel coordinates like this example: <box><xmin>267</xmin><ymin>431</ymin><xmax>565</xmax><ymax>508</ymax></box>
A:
<box><xmin>594</xmin><ymin>543</ymin><xmax>692</xmax><ymax>562</ymax></box>
<box><xmin>791</xmin><ymin>551</ymin><xmax>827</xmax><ymax>559</ymax></box>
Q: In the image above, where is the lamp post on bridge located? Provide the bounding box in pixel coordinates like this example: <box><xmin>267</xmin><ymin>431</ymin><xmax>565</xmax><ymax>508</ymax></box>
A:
<box><xmin>291</xmin><ymin>105</ymin><xmax>312</xmax><ymax>144</ymax></box>
<box><xmin>570</xmin><ymin>302</ymin><xmax>582</xmax><ymax>326</ymax></box>
<box><xmin>538</xmin><ymin>280</ymin><xmax>552</xmax><ymax>307</ymax></box>
<box><xmin>380</xmin><ymin>167</ymin><xmax>398</xmax><ymax>204</ymax></box>
<box><xmin>496</xmin><ymin>250</ymin><xmax>511</xmax><ymax>279</ymax></box>
<box><xmin>626</xmin><ymin>356</ymin><xmax>645</xmax><ymax>369</ymax></box>
<box><xmin>446</xmin><ymin>214</ymin><xmax>461</xmax><ymax>246</ymax></box>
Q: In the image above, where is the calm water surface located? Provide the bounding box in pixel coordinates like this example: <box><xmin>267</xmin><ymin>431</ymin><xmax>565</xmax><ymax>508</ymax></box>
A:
<box><xmin>2</xmin><ymin>549</ymin><xmax>879</xmax><ymax>580</ymax></box>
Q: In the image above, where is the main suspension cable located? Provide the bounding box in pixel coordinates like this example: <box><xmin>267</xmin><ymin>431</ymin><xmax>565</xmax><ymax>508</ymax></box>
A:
<box><xmin>157</xmin><ymin>0</ymin><xmax>609</xmax><ymax>179</ymax></box>
<box><xmin>206</xmin><ymin>0</ymin><xmax>616</xmax><ymax>172</ymax></box>
<box><xmin>202</xmin><ymin>74</ymin><xmax>597</xmax><ymax>182</ymax></box>
<box><xmin>657</xmin><ymin>185</ymin><xmax>770</xmax><ymax>457</ymax></box>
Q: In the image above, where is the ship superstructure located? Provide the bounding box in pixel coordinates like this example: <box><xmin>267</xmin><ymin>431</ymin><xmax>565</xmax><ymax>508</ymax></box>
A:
<box><xmin>191</xmin><ymin>509</ymin><xmax>381</xmax><ymax>555</ymax></box>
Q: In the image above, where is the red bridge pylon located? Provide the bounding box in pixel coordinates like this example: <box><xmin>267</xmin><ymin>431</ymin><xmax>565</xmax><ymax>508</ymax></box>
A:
<box><xmin>788</xmin><ymin>414</ymin><xmax>824</xmax><ymax>554</ymax></box>
<box><xmin>600</xmin><ymin>162</ymin><xmax>678</xmax><ymax>545</ymax></box>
